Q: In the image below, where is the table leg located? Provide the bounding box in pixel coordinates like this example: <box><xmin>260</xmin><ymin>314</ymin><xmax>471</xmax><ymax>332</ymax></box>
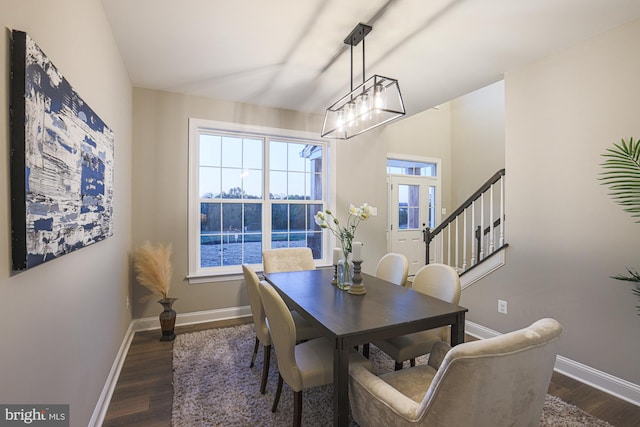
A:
<box><xmin>333</xmin><ymin>338</ymin><xmax>350</xmax><ymax>426</ymax></box>
<box><xmin>451</xmin><ymin>312</ymin><xmax>466</xmax><ymax>345</ymax></box>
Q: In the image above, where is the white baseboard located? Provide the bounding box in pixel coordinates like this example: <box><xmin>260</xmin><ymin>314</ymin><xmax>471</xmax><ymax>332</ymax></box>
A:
<box><xmin>90</xmin><ymin>305</ymin><xmax>252</xmax><ymax>426</ymax></box>
<box><xmin>89</xmin><ymin>321</ymin><xmax>135</xmax><ymax>427</ymax></box>
<box><xmin>465</xmin><ymin>320</ymin><xmax>640</xmax><ymax>407</ymax></box>
<box><xmin>131</xmin><ymin>305</ymin><xmax>252</xmax><ymax>332</ymax></box>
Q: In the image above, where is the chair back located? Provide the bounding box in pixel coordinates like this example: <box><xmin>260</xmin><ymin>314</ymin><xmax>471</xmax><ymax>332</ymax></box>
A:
<box><xmin>418</xmin><ymin>318</ymin><xmax>562</xmax><ymax>426</ymax></box>
<box><xmin>262</xmin><ymin>247</ymin><xmax>315</xmax><ymax>274</ymax></box>
<box><xmin>258</xmin><ymin>280</ymin><xmax>303</xmax><ymax>390</ymax></box>
<box><xmin>412</xmin><ymin>263</ymin><xmax>461</xmax><ymax>305</ymax></box>
<box><xmin>375</xmin><ymin>253</ymin><xmax>409</xmax><ymax>286</ymax></box>
<box><xmin>412</xmin><ymin>263</ymin><xmax>461</xmax><ymax>342</ymax></box>
<box><xmin>242</xmin><ymin>265</ymin><xmax>270</xmax><ymax>345</ymax></box>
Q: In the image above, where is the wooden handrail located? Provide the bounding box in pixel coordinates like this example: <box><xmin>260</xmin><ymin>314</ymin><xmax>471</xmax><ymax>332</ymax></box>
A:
<box><xmin>424</xmin><ymin>169</ymin><xmax>506</xmax><ymax>268</ymax></box>
<box><xmin>429</xmin><ymin>168</ymin><xmax>505</xmax><ymax>237</ymax></box>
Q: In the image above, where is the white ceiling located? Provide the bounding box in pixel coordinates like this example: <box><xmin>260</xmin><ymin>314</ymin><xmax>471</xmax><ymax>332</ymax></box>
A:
<box><xmin>101</xmin><ymin>0</ymin><xmax>640</xmax><ymax>117</ymax></box>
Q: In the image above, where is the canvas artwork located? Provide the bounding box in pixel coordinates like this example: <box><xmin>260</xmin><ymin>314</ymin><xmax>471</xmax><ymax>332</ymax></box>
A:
<box><xmin>10</xmin><ymin>30</ymin><xmax>114</xmax><ymax>271</ymax></box>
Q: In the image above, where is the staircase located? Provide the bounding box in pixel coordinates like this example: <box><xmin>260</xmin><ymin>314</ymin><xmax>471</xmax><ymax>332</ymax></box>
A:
<box><xmin>424</xmin><ymin>169</ymin><xmax>507</xmax><ymax>288</ymax></box>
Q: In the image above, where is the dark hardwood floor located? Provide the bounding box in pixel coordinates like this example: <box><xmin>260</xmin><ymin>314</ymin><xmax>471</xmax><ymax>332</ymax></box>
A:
<box><xmin>103</xmin><ymin>319</ymin><xmax>640</xmax><ymax>426</ymax></box>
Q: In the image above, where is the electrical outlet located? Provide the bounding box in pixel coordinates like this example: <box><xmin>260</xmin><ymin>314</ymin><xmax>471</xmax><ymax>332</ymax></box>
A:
<box><xmin>497</xmin><ymin>299</ymin><xmax>507</xmax><ymax>314</ymax></box>
<box><xmin>126</xmin><ymin>296</ymin><xmax>130</xmax><ymax>309</ymax></box>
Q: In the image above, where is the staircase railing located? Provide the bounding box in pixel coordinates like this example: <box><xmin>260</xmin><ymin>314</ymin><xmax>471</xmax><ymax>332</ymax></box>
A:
<box><xmin>423</xmin><ymin>169</ymin><xmax>506</xmax><ymax>274</ymax></box>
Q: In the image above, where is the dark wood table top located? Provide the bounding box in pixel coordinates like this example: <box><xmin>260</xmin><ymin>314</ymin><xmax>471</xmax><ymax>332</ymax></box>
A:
<box><xmin>264</xmin><ymin>268</ymin><xmax>468</xmax><ymax>344</ymax></box>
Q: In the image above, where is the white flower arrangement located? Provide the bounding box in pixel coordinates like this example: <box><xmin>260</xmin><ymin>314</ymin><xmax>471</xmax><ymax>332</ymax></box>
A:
<box><xmin>314</xmin><ymin>203</ymin><xmax>376</xmax><ymax>256</ymax></box>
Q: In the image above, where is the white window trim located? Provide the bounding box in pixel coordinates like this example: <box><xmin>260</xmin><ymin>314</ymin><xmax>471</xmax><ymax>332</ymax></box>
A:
<box><xmin>187</xmin><ymin>118</ymin><xmax>336</xmax><ymax>283</ymax></box>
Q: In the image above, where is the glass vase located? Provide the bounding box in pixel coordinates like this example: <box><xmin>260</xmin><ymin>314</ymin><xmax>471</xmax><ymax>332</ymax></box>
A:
<box><xmin>337</xmin><ymin>256</ymin><xmax>354</xmax><ymax>290</ymax></box>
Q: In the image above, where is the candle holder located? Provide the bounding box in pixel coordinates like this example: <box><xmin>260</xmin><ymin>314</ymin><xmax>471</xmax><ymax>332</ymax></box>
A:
<box><xmin>348</xmin><ymin>260</ymin><xmax>366</xmax><ymax>295</ymax></box>
<box><xmin>331</xmin><ymin>264</ymin><xmax>338</xmax><ymax>285</ymax></box>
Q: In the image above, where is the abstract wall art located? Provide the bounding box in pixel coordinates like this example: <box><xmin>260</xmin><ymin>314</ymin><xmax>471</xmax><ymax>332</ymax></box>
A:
<box><xmin>10</xmin><ymin>30</ymin><xmax>114</xmax><ymax>271</ymax></box>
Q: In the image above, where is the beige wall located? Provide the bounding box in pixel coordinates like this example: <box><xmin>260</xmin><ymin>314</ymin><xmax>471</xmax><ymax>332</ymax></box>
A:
<box><xmin>451</xmin><ymin>80</ymin><xmax>505</xmax><ymax>205</ymax></box>
<box><xmin>0</xmin><ymin>1</ymin><xmax>133</xmax><ymax>426</ymax></box>
<box><xmin>462</xmin><ymin>18</ymin><xmax>640</xmax><ymax>384</ymax></box>
<box><xmin>383</xmin><ymin>104</ymin><xmax>453</xmax><ymax>214</ymax></box>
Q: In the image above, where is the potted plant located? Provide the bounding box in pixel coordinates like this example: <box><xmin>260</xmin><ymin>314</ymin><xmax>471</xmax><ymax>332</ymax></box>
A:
<box><xmin>133</xmin><ymin>241</ymin><xmax>177</xmax><ymax>340</ymax></box>
<box><xmin>599</xmin><ymin>137</ymin><xmax>640</xmax><ymax>314</ymax></box>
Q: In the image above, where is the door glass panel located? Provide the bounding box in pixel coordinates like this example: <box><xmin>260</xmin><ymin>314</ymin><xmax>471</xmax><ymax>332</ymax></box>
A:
<box><xmin>428</xmin><ymin>185</ymin><xmax>436</xmax><ymax>228</ymax></box>
<box><xmin>398</xmin><ymin>184</ymin><xmax>420</xmax><ymax>230</ymax></box>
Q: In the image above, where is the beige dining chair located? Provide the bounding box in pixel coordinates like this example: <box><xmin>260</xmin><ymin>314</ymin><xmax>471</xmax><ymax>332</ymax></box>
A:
<box><xmin>242</xmin><ymin>265</ymin><xmax>321</xmax><ymax>394</ymax></box>
<box><xmin>262</xmin><ymin>247</ymin><xmax>315</xmax><ymax>274</ymax></box>
<box><xmin>373</xmin><ymin>263</ymin><xmax>461</xmax><ymax>370</ymax></box>
<box><xmin>349</xmin><ymin>318</ymin><xmax>563</xmax><ymax>427</ymax></box>
<box><xmin>258</xmin><ymin>280</ymin><xmax>370</xmax><ymax>427</ymax></box>
<box><xmin>375</xmin><ymin>253</ymin><xmax>409</xmax><ymax>286</ymax></box>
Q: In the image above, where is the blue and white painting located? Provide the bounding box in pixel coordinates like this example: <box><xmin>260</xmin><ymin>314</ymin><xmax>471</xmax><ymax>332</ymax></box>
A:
<box><xmin>10</xmin><ymin>31</ymin><xmax>114</xmax><ymax>271</ymax></box>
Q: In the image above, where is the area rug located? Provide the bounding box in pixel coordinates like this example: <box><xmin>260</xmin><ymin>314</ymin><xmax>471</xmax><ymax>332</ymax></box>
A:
<box><xmin>172</xmin><ymin>324</ymin><xmax>613</xmax><ymax>426</ymax></box>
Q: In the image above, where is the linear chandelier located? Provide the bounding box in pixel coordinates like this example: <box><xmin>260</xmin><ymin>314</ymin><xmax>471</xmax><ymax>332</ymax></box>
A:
<box><xmin>321</xmin><ymin>23</ymin><xmax>405</xmax><ymax>140</ymax></box>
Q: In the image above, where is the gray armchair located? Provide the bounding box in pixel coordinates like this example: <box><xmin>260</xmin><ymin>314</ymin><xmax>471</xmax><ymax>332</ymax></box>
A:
<box><xmin>349</xmin><ymin>318</ymin><xmax>563</xmax><ymax>427</ymax></box>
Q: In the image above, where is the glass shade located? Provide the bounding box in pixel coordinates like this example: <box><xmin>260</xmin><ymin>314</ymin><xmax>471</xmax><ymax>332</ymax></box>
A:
<box><xmin>322</xmin><ymin>75</ymin><xmax>405</xmax><ymax>139</ymax></box>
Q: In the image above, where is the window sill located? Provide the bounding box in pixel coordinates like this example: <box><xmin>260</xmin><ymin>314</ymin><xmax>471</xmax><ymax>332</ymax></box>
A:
<box><xmin>186</xmin><ymin>272</ymin><xmax>246</xmax><ymax>284</ymax></box>
<box><xmin>187</xmin><ymin>263</ymin><xmax>335</xmax><ymax>285</ymax></box>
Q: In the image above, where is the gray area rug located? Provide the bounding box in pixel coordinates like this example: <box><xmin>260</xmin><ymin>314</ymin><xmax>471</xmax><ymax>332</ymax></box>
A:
<box><xmin>172</xmin><ymin>324</ymin><xmax>613</xmax><ymax>426</ymax></box>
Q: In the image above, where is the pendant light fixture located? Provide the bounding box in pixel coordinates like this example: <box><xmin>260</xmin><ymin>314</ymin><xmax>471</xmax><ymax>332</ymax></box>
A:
<box><xmin>321</xmin><ymin>23</ymin><xmax>405</xmax><ymax>139</ymax></box>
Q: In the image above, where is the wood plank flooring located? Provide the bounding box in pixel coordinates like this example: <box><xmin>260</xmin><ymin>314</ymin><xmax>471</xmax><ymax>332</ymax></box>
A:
<box><xmin>103</xmin><ymin>319</ymin><xmax>640</xmax><ymax>426</ymax></box>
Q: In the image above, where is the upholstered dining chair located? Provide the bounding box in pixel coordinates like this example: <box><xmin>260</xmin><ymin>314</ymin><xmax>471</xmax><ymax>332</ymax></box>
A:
<box><xmin>242</xmin><ymin>265</ymin><xmax>321</xmax><ymax>394</ymax></box>
<box><xmin>375</xmin><ymin>253</ymin><xmax>409</xmax><ymax>286</ymax></box>
<box><xmin>258</xmin><ymin>280</ymin><xmax>370</xmax><ymax>427</ymax></box>
<box><xmin>349</xmin><ymin>318</ymin><xmax>563</xmax><ymax>427</ymax></box>
<box><xmin>262</xmin><ymin>247</ymin><xmax>315</xmax><ymax>274</ymax></box>
<box><xmin>373</xmin><ymin>263</ymin><xmax>461</xmax><ymax>370</ymax></box>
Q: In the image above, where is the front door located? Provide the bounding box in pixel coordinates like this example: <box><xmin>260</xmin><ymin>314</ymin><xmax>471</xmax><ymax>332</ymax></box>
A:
<box><xmin>388</xmin><ymin>175</ymin><xmax>436</xmax><ymax>276</ymax></box>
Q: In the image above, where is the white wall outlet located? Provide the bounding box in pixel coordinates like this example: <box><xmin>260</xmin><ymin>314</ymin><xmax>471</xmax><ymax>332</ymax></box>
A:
<box><xmin>126</xmin><ymin>296</ymin><xmax>130</xmax><ymax>309</ymax></box>
<box><xmin>497</xmin><ymin>299</ymin><xmax>507</xmax><ymax>314</ymax></box>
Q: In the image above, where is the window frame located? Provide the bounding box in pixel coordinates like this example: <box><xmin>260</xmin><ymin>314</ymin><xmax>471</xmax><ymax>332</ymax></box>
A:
<box><xmin>187</xmin><ymin>118</ymin><xmax>335</xmax><ymax>283</ymax></box>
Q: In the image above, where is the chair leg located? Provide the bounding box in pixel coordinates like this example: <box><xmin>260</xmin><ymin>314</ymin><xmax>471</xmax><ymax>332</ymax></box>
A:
<box><xmin>260</xmin><ymin>345</ymin><xmax>271</xmax><ymax>394</ymax></box>
<box><xmin>250</xmin><ymin>336</ymin><xmax>259</xmax><ymax>368</ymax></box>
<box><xmin>272</xmin><ymin>373</ymin><xmax>283</xmax><ymax>413</ymax></box>
<box><xmin>363</xmin><ymin>343</ymin><xmax>370</xmax><ymax>358</ymax></box>
<box><xmin>410</xmin><ymin>358</ymin><xmax>416</xmax><ymax>367</ymax></box>
<box><xmin>395</xmin><ymin>361</ymin><xmax>403</xmax><ymax>371</ymax></box>
<box><xmin>293</xmin><ymin>390</ymin><xmax>302</xmax><ymax>427</ymax></box>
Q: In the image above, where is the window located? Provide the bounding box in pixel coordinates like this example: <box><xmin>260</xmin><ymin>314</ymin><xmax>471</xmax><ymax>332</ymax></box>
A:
<box><xmin>387</xmin><ymin>158</ymin><xmax>437</xmax><ymax>177</ymax></box>
<box><xmin>189</xmin><ymin>119</ymin><xmax>331</xmax><ymax>279</ymax></box>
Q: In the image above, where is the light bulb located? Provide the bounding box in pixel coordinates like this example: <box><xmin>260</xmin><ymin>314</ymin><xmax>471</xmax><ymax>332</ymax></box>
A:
<box><xmin>337</xmin><ymin>110</ymin><xmax>345</xmax><ymax>131</ymax></box>
<box><xmin>345</xmin><ymin>102</ymin><xmax>356</xmax><ymax>127</ymax></box>
<box><xmin>357</xmin><ymin>93</ymin><xmax>370</xmax><ymax>120</ymax></box>
<box><xmin>374</xmin><ymin>84</ymin><xmax>386</xmax><ymax>110</ymax></box>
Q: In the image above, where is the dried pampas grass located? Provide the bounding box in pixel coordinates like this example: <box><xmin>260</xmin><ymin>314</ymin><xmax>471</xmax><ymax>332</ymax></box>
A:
<box><xmin>134</xmin><ymin>241</ymin><xmax>172</xmax><ymax>301</ymax></box>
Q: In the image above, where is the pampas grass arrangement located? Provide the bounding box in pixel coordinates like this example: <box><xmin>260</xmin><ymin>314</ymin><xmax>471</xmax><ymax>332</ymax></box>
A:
<box><xmin>133</xmin><ymin>241</ymin><xmax>172</xmax><ymax>301</ymax></box>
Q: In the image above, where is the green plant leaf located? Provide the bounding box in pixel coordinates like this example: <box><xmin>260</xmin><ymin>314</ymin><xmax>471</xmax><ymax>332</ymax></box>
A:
<box><xmin>599</xmin><ymin>137</ymin><xmax>640</xmax><ymax>222</ymax></box>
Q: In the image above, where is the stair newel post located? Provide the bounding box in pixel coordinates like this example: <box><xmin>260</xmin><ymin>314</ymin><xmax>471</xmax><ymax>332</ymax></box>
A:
<box><xmin>423</xmin><ymin>226</ymin><xmax>431</xmax><ymax>265</ymax></box>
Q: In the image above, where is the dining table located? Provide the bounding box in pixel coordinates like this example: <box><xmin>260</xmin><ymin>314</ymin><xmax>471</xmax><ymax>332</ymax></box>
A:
<box><xmin>264</xmin><ymin>267</ymin><xmax>468</xmax><ymax>427</ymax></box>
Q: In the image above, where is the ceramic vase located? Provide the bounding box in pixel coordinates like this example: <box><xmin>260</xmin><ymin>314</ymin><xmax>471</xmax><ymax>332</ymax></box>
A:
<box><xmin>158</xmin><ymin>298</ymin><xmax>177</xmax><ymax>341</ymax></box>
